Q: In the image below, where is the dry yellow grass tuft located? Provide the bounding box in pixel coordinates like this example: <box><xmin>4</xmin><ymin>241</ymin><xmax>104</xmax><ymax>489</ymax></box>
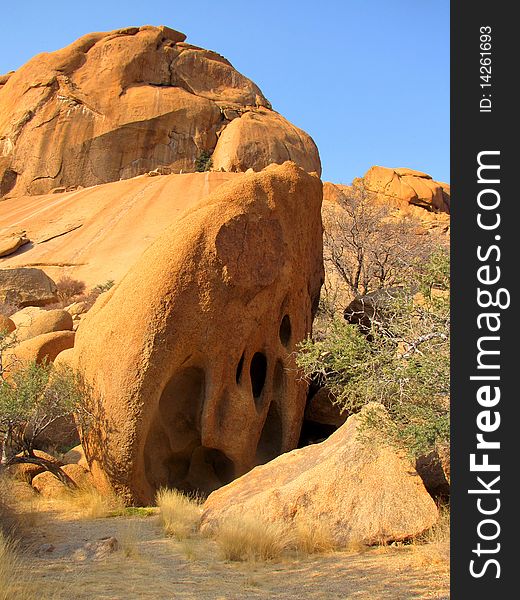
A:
<box><xmin>0</xmin><ymin>535</ymin><xmax>33</xmax><ymax>600</ymax></box>
<box><xmin>156</xmin><ymin>488</ymin><xmax>202</xmax><ymax>540</ymax></box>
<box><xmin>214</xmin><ymin>515</ymin><xmax>288</xmax><ymax>562</ymax></box>
<box><xmin>410</xmin><ymin>501</ymin><xmax>450</xmax><ymax>569</ymax></box>
<box><xmin>116</xmin><ymin>518</ymin><xmax>143</xmax><ymax>558</ymax></box>
<box><xmin>292</xmin><ymin>515</ymin><xmax>336</xmax><ymax>555</ymax></box>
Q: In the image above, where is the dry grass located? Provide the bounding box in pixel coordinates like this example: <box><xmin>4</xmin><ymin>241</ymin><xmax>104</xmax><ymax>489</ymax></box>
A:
<box><xmin>116</xmin><ymin>518</ymin><xmax>143</xmax><ymax>558</ymax></box>
<box><xmin>409</xmin><ymin>501</ymin><xmax>450</xmax><ymax>570</ymax></box>
<box><xmin>292</xmin><ymin>515</ymin><xmax>336</xmax><ymax>555</ymax></box>
<box><xmin>215</xmin><ymin>515</ymin><xmax>288</xmax><ymax>562</ymax></box>
<box><xmin>32</xmin><ymin>484</ymin><xmax>125</xmax><ymax>520</ymax></box>
<box><xmin>156</xmin><ymin>488</ymin><xmax>202</xmax><ymax>540</ymax></box>
<box><xmin>212</xmin><ymin>513</ymin><xmax>339</xmax><ymax>562</ymax></box>
<box><xmin>0</xmin><ymin>530</ymin><xmax>30</xmax><ymax>600</ymax></box>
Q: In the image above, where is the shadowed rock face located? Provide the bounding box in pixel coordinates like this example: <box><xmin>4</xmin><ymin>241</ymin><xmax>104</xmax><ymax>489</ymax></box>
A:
<box><xmin>0</xmin><ymin>25</ymin><xmax>321</xmax><ymax>199</ymax></box>
<box><xmin>71</xmin><ymin>163</ymin><xmax>324</xmax><ymax>505</ymax></box>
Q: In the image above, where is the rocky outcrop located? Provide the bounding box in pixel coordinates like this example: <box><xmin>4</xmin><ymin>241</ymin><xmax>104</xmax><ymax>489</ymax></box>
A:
<box><xmin>0</xmin><ymin>232</ymin><xmax>29</xmax><ymax>257</ymax></box>
<box><xmin>72</xmin><ymin>162</ymin><xmax>324</xmax><ymax>505</ymax></box>
<box><xmin>201</xmin><ymin>404</ymin><xmax>438</xmax><ymax>546</ymax></box>
<box><xmin>323</xmin><ymin>168</ymin><xmax>450</xmax><ymax>237</ymax></box>
<box><xmin>0</xmin><ymin>268</ymin><xmax>58</xmax><ymax>307</ymax></box>
<box><xmin>0</xmin><ymin>171</ymin><xmax>240</xmax><ymax>287</ymax></box>
<box><xmin>0</xmin><ymin>26</ymin><xmax>320</xmax><ymax>199</ymax></box>
<box><xmin>14</xmin><ymin>309</ymin><xmax>73</xmax><ymax>342</ymax></box>
<box><xmin>362</xmin><ymin>166</ymin><xmax>450</xmax><ymax>214</ymax></box>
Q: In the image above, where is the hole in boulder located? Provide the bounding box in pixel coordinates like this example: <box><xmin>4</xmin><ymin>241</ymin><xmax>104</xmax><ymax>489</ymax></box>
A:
<box><xmin>250</xmin><ymin>352</ymin><xmax>267</xmax><ymax>401</ymax></box>
<box><xmin>298</xmin><ymin>420</ymin><xmax>338</xmax><ymax>447</ymax></box>
<box><xmin>236</xmin><ymin>352</ymin><xmax>245</xmax><ymax>384</ymax></box>
<box><xmin>279</xmin><ymin>314</ymin><xmax>292</xmax><ymax>347</ymax></box>
<box><xmin>256</xmin><ymin>359</ymin><xmax>285</xmax><ymax>464</ymax></box>
<box><xmin>143</xmin><ymin>366</ymin><xmax>205</xmax><ymax>493</ymax></box>
<box><xmin>185</xmin><ymin>446</ymin><xmax>235</xmax><ymax>496</ymax></box>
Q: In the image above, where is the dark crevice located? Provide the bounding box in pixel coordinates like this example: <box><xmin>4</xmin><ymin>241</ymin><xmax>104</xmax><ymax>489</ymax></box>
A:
<box><xmin>256</xmin><ymin>359</ymin><xmax>285</xmax><ymax>464</ymax></box>
<box><xmin>279</xmin><ymin>314</ymin><xmax>292</xmax><ymax>347</ymax></box>
<box><xmin>250</xmin><ymin>352</ymin><xmax>267</xmax><ymax>401</ymax></box>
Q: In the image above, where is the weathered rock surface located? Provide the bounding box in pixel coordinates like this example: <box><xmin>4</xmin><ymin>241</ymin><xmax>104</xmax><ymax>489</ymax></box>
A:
<box><xmin>0</xmin><ymin>232</ymin><xmax>29</xmax><ymax>257</ymax></box>
<box><xmin>63</xmin><ymin>444</ymin><xmax>88</xmax><ymax>469</ymax></box>
<box><xmin>72</xmin><ymin>162</ymin><xmax>324</xmax><ymax>505</ymax></box>
<box><xmin>4</xmin><ymin>330</ymin><xmax>75</xmax><ymax>369</ymax></box>
<box><xmin>0</xmin><ymin>26</ymin><xmax>320</xmax><ymax>199</ymax></box>
<box><xmin>212</xmin><ymin>110</ymin><xmax>320</xmax><ymax>174</ymax></box>
<box><xmin>201</xmin><ymin>404</ymin><xmax>438</xmax><ymax>546</ymax></box>
<box><xmin>31</xmin><ymin>464</ymin><xmax>92</xmax><ymax>497</ymax></box>
<box><xmin>14</xmin><ymin>308</ymin><xmax>73</xmax><ymax>342</ymax></box>
<box><xmin>0</xmin><ymin>171</ymin><xmax>239</xmax><ymax>287</ymax></box>
<box><xmin>363</xmin><ymin>166</ymin><xmax>450</xmax><ymax>213</ymax></box>
<box><xmin>0</xmin><ymin>314</ymin><xmax>15</xmax><ymax>334</ymax></box>
<box><xmin>9</xmin><ymin>306</ymin><xmax>43</xmax><ymax>329</ymax></box>
<box><xmin>0</xmin><ymin>268</ymin><xmax>58</xmax><ymax>307</ymax></box>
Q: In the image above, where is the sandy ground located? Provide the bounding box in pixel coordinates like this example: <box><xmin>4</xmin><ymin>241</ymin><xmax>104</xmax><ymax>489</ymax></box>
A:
<box><xmin>7</xmin><ymin>503</ymin><xmax>449</xmax><ymax>600</ymax></box>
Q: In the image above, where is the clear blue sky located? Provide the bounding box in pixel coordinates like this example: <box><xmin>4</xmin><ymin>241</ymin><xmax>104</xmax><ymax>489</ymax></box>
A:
<box><xmin>0</xmin><ymin>1</ymin><xmax>449</xmax><ymax>184</ymax></box>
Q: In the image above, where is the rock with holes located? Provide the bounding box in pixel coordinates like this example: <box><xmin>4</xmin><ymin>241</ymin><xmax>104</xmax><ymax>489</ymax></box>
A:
<box><xmin>0</xmin><ymin>25</ymin><xmax>320</xmax><ymax>199</ymax></box>
<box><xmin>200</xmin><ymin>403</ymin><xmax>438</xmax><ymax>546</ymax></box>
<box><xmin>0</xmin><ymin>268</ymin><xmax>58</xmax><ymax>307</ymax></box>
<box><xmin>72</xmin><ymin>162</ymin><xmax>324</xmax><ymax>505</ymax></box>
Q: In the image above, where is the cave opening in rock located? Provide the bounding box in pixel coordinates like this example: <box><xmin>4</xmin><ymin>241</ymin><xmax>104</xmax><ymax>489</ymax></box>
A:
<box><xmin>184</xmin><ymin>446</ymin><xmax>235</xmax><ymax>496</ymax></box>
<box><xmin>256</xmin><ymin>359</ymin><xmax>285</xmax><ymax>464</ymax></box>
<box><xmin>279</xmin><ymin>314</ymin><xmax>292</xmax><ymax>347</ymax></box>
<box><xmin>250</xmin><ymin>351</ymin><xmax>267</xmax><ymax>401</ymax></box>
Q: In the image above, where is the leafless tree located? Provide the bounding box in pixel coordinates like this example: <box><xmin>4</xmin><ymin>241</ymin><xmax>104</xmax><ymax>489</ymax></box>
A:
<box><xmin>323</xmin><ymin>184</ymin><xmax>436</xmax><ymax>302</ymax></box>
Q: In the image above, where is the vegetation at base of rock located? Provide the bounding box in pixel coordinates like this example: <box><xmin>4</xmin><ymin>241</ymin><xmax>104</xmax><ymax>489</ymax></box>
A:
<box><xmin>55</xmin><ymin>277</ymin><xmax>86</xmax><ymax>304</ymax></box>
<box><xmin>215</xmin><ymin>515</ymin><xmax>287</xmax><ymax>561</ymax></box>
<box><xmin>157</xmin><ymin>488</ymin><xmax>202</xmax><ymax>540</ymax></box>
<box><xmin>296</xmin><ymin>249</ymin><xmax>450</xmax><ymax>459</ymax></box>
<box><xmin>91</xmin><ymin>280</ymin><xmax>114</xmax><ymax>295</ymax></box>
<box><xmin>214</xmin><ymin>514</ymin><xmax>336</xmax><ymax>562</ymax></box>
<box><xmin>0</xmin><ymin>356</ymin><xmax>91</xmax><ymax>483</ymax></box>
<box><xmin>195</xmin><ymin>150</ymin><xmax>213</xmax><ymax>172</ymax></box>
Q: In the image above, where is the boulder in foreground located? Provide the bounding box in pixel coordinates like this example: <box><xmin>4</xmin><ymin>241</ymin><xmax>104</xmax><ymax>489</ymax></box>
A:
<box><xmin>201</xmin><ymin>404</ymin><xmax>438</xmax><ymax>546</ymax></box>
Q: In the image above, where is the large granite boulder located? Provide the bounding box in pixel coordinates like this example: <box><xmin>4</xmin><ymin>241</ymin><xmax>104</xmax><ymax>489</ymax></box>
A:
<box><xmin>0</xmin><ymin>26</ymin><xmax>320</xmax><ymax>199</ymax></box>
<box><xmin>71</xmin><ymin>162</ymin><xmax>324</xmax><ymax>505</ymax></box>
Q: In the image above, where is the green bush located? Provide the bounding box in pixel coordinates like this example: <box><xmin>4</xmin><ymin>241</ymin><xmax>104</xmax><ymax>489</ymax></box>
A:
<box><xmin>296</xmin><ymin>249</ymin><xmax>450</xmax><ymax>458</ymax></box>
<box><xmin>195</xmin><ymin>150</ymin><xmax>213</xmax><ymax>172</ymax></box>
<box><xmin>0</xmin><ymin>355</ymin><xmax>91</xmax><ymax>482</ymax></box>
